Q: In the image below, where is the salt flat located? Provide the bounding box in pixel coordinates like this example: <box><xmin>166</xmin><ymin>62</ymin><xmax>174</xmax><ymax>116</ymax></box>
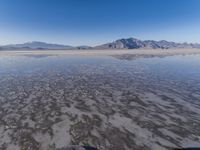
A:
<box><xmin>0</xmin><ymin>53</ymin><xmax>200</xmax><ymax>150</ymax></box>
<box><xmin>1</xmin><ymin>49</ymin><xmax>200</xmax><ymax>57</ymax></box>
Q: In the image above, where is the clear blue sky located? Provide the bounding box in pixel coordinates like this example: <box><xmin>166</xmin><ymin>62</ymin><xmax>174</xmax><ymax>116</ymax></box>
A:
<box><xmin>0</xmin><ymin>0</ymin><xmax>200</xmax><ymax>46</ymax></box>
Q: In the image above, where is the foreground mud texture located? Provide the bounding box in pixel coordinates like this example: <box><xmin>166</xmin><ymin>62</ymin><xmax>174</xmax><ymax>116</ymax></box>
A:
<box><xmin>0</xmin><ymin>54</ymin><xmax>200</xmax><ymax>150</ymax></box>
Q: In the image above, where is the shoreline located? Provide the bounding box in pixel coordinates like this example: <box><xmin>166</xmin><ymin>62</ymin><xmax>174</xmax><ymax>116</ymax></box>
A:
<box><xmin>0</xmin><ymin>49</ymin><xmax>200</xmax><ymax>57</ymax></box>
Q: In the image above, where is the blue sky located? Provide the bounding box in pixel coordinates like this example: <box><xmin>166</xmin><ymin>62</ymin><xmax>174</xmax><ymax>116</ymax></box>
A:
<box><xmin>0</xmin><ymin>0</ymin><xmax>200</xmax><ymax>46</ymax></box>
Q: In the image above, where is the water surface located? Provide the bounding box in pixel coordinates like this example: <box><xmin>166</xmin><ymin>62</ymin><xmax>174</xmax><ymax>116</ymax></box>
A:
<box><xmin>0</xmin><ymin>54</ymin><xmax>200</xmax><ymax>150</ymax></box>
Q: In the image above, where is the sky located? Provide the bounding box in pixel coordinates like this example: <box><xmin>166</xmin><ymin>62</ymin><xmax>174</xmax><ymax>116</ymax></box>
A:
<box><xmin>0</xmin><ymin>0</ymin><xmax>200</xmax><ymax>46</ymax></box>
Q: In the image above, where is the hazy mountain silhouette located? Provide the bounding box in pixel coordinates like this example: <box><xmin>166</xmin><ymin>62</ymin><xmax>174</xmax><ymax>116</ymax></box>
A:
<box><xmin>0</xmin><ymin>41</ymin><xmax>74</xmax><ymax>50</ymax></box>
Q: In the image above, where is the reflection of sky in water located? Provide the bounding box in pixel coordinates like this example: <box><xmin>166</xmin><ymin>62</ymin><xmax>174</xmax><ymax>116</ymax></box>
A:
<box><xmin>0</xmin><ymin>54</ymin><xmax>200</xmax><ymax>86</ymax></box>
<box><xmin>0</xmin><ymin>54</ymin><xmax>200</xmax><ymax>150</ymax></box>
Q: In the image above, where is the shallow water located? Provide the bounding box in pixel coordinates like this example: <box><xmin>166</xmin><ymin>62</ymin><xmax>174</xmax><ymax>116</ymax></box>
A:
<box><xmin>0</xmin><ymin>54</ymin><xmax>200</xmax><ymax>150</ymax></box>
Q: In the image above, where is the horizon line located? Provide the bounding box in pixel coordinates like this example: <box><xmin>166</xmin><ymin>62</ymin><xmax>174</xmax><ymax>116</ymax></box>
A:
<box><xmin>1</xmin><ymin>37</ymin><xmax>200</xmax><ymax>47</ymax></box>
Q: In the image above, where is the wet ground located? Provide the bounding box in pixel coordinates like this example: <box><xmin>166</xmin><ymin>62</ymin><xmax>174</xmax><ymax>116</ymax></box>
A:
<box><xmin>0</xmin><ymin>54</ymin><xmax>200</xmax><ymax>150</ymax></box>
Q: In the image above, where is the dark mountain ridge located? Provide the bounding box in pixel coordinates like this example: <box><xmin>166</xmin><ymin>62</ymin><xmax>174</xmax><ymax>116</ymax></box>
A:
<box><xmin>94</xmin><ymin>38</ymin><xmax>200</xmax><ymax>49</ymax></box>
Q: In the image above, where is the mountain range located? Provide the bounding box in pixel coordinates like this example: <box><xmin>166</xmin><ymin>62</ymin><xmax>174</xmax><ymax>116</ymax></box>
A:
<box><xmin>0</xmin><ymin>41</ymin><xmax>75</xmax><ymax>50</ymax></box>
<box><xmin>0</xmin><ymin>38</ymin><xmax>200</xmax><ymax>50</ymax></box>
<box><xmin>94</xmin><ymin>38</ymin><xmax>200</xmax><ymax>49</ymax></box>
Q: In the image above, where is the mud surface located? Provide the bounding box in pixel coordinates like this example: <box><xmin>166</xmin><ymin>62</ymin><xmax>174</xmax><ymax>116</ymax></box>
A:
<box><xmin>0</xmin><ymin>54</ymin><xmax>200</xmax><ymax>150</ymax></box>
